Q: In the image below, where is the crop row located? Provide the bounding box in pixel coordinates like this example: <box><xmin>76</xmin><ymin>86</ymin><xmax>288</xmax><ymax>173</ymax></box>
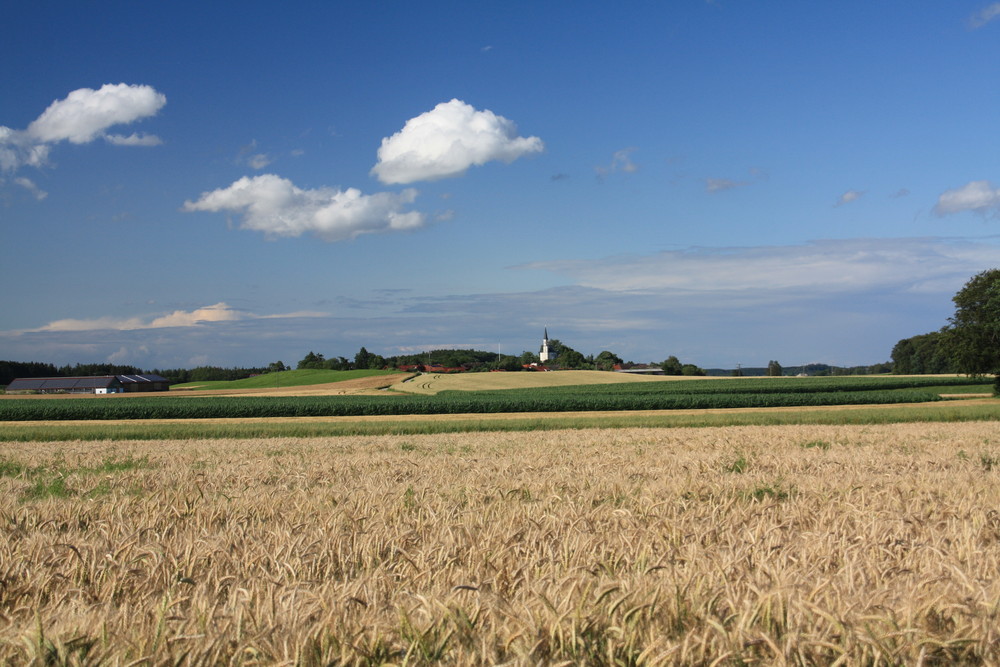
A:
<box><xmin>0</xmin><ymin>389</ymin><xmax>947</xmax><ymax>421</ymax></box>
<box><xmin>497</xmin><ymin>375</ymin><xmax>985</xmax><ymax>397</ymax></box>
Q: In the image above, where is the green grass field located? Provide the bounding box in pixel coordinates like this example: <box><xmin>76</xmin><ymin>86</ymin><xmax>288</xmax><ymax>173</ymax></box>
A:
<box><xmin>171</xmin><ymin>368</ymin><xmax>401</xmax><ymax>390</ymax></box>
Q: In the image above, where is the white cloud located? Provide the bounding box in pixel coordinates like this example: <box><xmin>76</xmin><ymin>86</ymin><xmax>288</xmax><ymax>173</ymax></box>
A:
<box><xmin>0</xmin><ymin>126</ymin><xmax>50</xmax><ymax>171</ymax></box>
<box><xmin>105</xmin><ymin>132</ymin><xmax>163</xmax><ymax>146</ymax></box>
<box><xmin>182</xmin><ymin>174</ymin><xmax>426</xmax><ymax>242</ymax></box>
<box><xmin>371</xmin><ymin>99</ymin><xmax>543</xmax><ymax>184</ymax></box>
<box><xmin>34</xmin><ymin>302</ymin><xmax>329</xmax><ymax>333</ymax></box>
<box><xmin>26</xmin><ymin>83</ymin><xmax>166</xmax><ymax>144</ymax></box>
<box><xmin>518</xmin><ymin>237</ymin><xmax>1000</xmax><ymax>296</ymax></box>
<box><xmin>14</xmin><ymin>177</ymin><xmax>47</xmax><ymax>200</ymax></box>
<box><xmin>835</xmin><ymin>189</ymin><xmax>864</xmax><ymax>206</ymax></box>
<box><xmin>934</xmin><ymin>180</ymin><xmax>1000</xmax><ymax>216</ymax></box>
<box><xmin>970</xmin><ymin>3</ymin><xmax>1000</xmax><ymax>28</ymax></box>
<box><xmin>0</xmin><ymin>83</ymin><xmax>165</xmax><ymax>175</ymax></box>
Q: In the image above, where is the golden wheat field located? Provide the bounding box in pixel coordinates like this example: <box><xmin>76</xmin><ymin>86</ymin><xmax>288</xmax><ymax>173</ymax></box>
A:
<box><xmin>3</xmin><ymin>423</ymin><xmax>1000</xmax><ymax>664</ymax></box>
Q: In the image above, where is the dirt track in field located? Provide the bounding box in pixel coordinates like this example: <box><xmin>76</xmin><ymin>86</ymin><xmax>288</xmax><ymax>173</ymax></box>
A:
<box><xmin>166</xmin><ymin>373</ymin><xmax>411</xmax><ymax>396</ymax></box>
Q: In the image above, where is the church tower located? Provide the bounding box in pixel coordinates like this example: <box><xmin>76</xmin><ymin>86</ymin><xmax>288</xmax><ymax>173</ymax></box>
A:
<box><xmin>539</xmin><ymin>328</ymin><xmax>556</xmax><ymax>363</ymax></box>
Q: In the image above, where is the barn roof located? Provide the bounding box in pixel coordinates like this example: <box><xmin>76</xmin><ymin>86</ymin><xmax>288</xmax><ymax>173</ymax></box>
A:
<box><xmin>6</xmin><ymin>376</ymin><xmax>121</xmax><ymax>391</ymax></box>
<box><xmin>117</xmin><ymin>374</ymin><xmax>168</xmax><ymax>383</ymax></box>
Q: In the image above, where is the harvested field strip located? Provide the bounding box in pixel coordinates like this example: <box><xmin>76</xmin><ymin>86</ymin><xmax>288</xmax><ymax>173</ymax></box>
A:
<box><xmin>1</xmin><ymin>400</ymin><xmax>998</xmax><ymax>442</ymax></box>
<box><xmin>3</xmin><ymin>423</ymin><xmax>1000</xmax><ymax>663</ymax></box>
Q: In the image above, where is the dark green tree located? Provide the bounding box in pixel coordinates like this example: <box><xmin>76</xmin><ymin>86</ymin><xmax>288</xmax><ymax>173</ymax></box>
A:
<box><xmin>354</xmin><ymin>347</ymin><xmax>373</xmax><ymax>370</ymax></box>
<box><xmin>297</xmin><ymin>351</ymin><xmax>326</xmax><ymax>370</ymax></box>
<box><xmin>948</xmin><ymin>268</ymin><xmax>1000</xmax><ymax>376</ymax></box>
<box><xmin>594</xmin><ymin>350</ymin><xmax>623</xmax><ymax>371</ymax></box>
<box><xmin>891</xmin><ymin>331</ymin><xmax>954</xmax><ymax>374</ymax></box>
<box><xmin>767</xmin><ymin>360</ymin><xmax>783</xmax><ymax>377</ymax></box>
<box><xmin>660</xmin><ymin>356</ymin><xmax>683</xmax><ymax>375</ymax></box>
<box><xmin>543</xmin><ymin>339</ymin><xmax>589</xmax><ymax>369</ymax></box>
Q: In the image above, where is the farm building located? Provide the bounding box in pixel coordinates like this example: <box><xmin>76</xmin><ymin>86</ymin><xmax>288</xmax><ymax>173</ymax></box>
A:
<box><xmin>6</xmin><ymin>374</ymin><xmax>169</xmax><ymax>394</ymax></box>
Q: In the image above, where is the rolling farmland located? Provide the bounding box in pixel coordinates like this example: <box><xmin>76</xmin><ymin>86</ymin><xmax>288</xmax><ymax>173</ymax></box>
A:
<box><xmin>1</xmin><ymin>372</ymin><xmax>997</xmax><ymax>663</ymax></box>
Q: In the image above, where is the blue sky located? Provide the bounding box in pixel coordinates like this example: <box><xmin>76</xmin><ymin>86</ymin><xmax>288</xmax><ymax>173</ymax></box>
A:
<box><xmin>3</xmin><ymin>1</ymin><xmax>1000</xmax><ymax>370</ymax></box>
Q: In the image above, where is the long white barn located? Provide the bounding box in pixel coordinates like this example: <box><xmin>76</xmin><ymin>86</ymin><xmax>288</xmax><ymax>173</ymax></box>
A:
<box><xmin>6</xmin><ymin>374</ymin><xmax>170</xmax><ymax>394</ymax></box>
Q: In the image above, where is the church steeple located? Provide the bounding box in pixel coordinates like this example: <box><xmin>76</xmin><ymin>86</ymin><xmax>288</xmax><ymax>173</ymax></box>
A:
<box><xmin>540</xmin><ymin>327</ymin><xmax>555</xmax><ymax>363</ymax></box>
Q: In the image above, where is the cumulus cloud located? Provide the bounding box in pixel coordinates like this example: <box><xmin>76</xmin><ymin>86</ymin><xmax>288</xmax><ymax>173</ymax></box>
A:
<box><xmin>970</xmin><ymin>2</ymin><xmax>1000</xmax><ymax>28</ymax></box>
<box><xmin>26</xmin><ymin>84</ymin><xmax>165</xmax><ymax>144</ymax></box>
<box><xmin>183</xmin><ymin>174</ymin><xmax>426</xmax><ymax>242</ymax></box>
<box><xmin>371</xmin><ymin>99</ymin><xmax>543</xmax><ymax>184</ymax></box>
<box><xmin>934</xmin><ymin>180</ymin><xmax>1000</xmax><ymax>216</ymax></box>
<box><xmin>0</xmin><ymin>83</ymin><xmax>165</xmax><ymax>174</ymax></box>
<box><xmin>34</xmin><ymin>302</ymin><xmax>328</xmax><ymax>333</ymax></box>
<box><xmin>835</xmin><ymin>189</ymin><xmax>865</xmax><ymax>207</ymax></box>
<box><xmin>518</xmin><ymin>237</ymin><xmax>1000</xmax><ymax>296</ymax></box>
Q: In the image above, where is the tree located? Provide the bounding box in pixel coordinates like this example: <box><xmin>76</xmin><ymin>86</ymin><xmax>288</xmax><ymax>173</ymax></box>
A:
<box><xmin>297</xmin><ymin>351</ymin><xmax>326</xmax><ymax>370</ymax></box>
<box><xmin>594</xmin><ymin>350</ymin><xmax>623</xmax><ymax>371</ymax></box>
<box><xmin>948</xmin><ymin>268</ymin><xmax>1000</xmax><ymax>376</ymax></box>
<box><xmin>681</xmin><ymin>364</ymin><xmax>706</xmax><ymax>376</ymax></box>
<box><xmin>891</xmin><ymin>332</ymin><xmax>954</xmax><ymax>374</ymax></box>
<box><xmin>660</xmin><ymin>356</ymin><xmax>683</xmax><ymax>375</ymax></box>
<box><xmin>543</xmin><ymin>339</ymin><xmax>589</xmax><ymax>369</ymax></box>
<box><xmin>354</xmin><ymin>347</ymin><xmax>373</xmax><ymax>370</ymax></box>
<box><xmin>767</xmin><ymin>360</ymin><xmax>783</xmax><ymax>377</ymax></box>
<box><xmin>266</xmin><ymin>361</ymin><xmax>287</xmax><ymax>373</ymax></box>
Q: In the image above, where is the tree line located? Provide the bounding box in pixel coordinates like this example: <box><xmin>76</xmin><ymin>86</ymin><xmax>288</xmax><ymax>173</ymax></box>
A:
<box><xmin>891</xmin><ymin>268</ymin><xmax>1000</xmax><ymax>378</ymax></box>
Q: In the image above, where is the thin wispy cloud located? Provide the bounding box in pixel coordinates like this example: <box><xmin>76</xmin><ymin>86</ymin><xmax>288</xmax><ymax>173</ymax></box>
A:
<box><xmin>518</xmin><ymin>237</ymin><xmax>1000</xmax><ymax>296</ymax></box>
<box><xmin>32</xmin><ymin>302</ymin><xmax>328</xmax><ymax>333</ymax></box>
<box><xmin>14</xmin><ymin>177</ymin><xmax>47</xmax><ymax>201</ymax></box>
<box><xmin>934</xmin><ymin>180</ymin><xmax>1000</xmax><ymax>216</ymax></box>
<box><xmin>236</xmin><ymin>140</ymin><xmax>272</xmax><ymax>169</ymax></box>
<box><xmin>596</xmin><ymin>148</ymin><xmax>638</xmax><ymax>179</ymax></box>
<box><xmin>705</xmin><ymin>177</ymin><xmax>747</xmax><ymax>193</ymax></box>
<box><xmin>247</xmin><ymin>153</ymin><xmax>271</xmax><ymax>169</ymax></box>
<box><xmin>105</xmin><ymin>132</ymin><xmax>163</xmax><ymax>147</ymax></box>
<box><xmin>183</xmin><ymin>174</ymin><xmax>426</xmax><ymax>242</ymax></box>
<box><xmin>835</xmin><ymin>189</ymin><xmax>865</xmax><ymax>207</ymax></box>
<box><xmin>0</xmin><ymin>83</ymin><xmax>165</xmax><ymax>174</ymax></box>
<box><xmin>969</xmin><ymin>3</ymin><xmax>1000</xmax><ymax>28</ymax></box>
<box><xmin>371</xmin><ymin>99</ymin><xmax>543</xmax><ymax>184</ymax></box>
<box><xmin>705</xmin><ymin>167</ymin><xmax>766</xmax><ymax>193</ymax></box>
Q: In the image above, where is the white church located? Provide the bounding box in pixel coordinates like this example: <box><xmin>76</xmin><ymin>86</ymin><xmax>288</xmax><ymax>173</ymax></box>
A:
<box><xmin>539</xmin><ymin>328</ymin><xmax>557</xmax><ymax>363</ymax></box>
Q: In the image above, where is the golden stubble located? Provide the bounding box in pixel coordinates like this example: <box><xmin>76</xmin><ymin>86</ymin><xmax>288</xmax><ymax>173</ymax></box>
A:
<box><xmin>2</xmin><ymin>422</ymin><xmax>1000</xmax><ymax>664</ymax></box>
